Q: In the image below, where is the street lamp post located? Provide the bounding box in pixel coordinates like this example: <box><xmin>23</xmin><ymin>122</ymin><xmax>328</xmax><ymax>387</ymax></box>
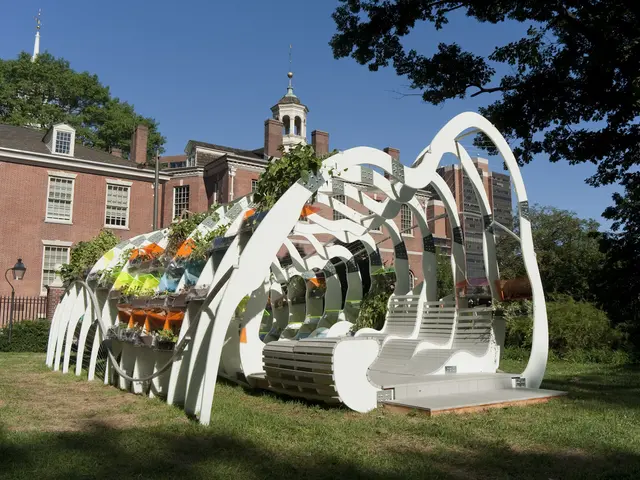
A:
<box><xmin>5</xmin><ymin>258</ymin><xmax>26</xmax><ymax>344</ymax></box>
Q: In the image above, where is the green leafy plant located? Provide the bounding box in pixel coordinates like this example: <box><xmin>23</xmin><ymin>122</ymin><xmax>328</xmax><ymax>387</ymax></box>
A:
<box><xmin>252</xmin><ymin>144</ymin><xmax>336</xmax><ymax>211</ymax></box>
<box><xmin>351</xmin><ymin>268</ymin><xmax>396</xmax><ymax>332</ymax></box>
<box><xmin>58</xmin><ymin>230</ymin><xmax>119</xmax><ymax>284</ymax></box>
<box><xmin>155</xmin><ymin>329</ymin><xmax>178</xmax><ymax>343</ymax></box>
<box><xmin>165</xmin><ymin>206</ymin><xmax>220</xmax><ymax>259</ymax></box>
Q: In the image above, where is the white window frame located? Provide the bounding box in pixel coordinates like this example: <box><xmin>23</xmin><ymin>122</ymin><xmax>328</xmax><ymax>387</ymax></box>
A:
<box><xmin>251</xmin><ymin>179</ymin><xmax>258</xmax><ymax>192</ymax></box>
<box><xmin>173</xmin><ymin>185</ymin><xmax>190</xmax><ymax>219</ymax></box>
<box><xmin>45</xmin><ymin>171</ymin><xmax>76</xmax><ymax>224</ymax></box>
<box><xmin>40</xmin><ymin>240</ymin><xmax>72</xmax><ymax>295</ymax></box>
<box><xmin>409</xmin><ymin>270</ymin><xmax>415</xmax><ymax>290</ymax></box>
<box><xmin>401</xmin><ymin>204</ymin><xmax>413</xmax><ymax>237</ymax></box>
<box><xmin>52</xmin><ymin>125</ymin><xmax>75</xmax><ymax>157</ymax></box>
<box><xmin>104</xmin><ymin>179</ymin><xmax>132</xmax><ymax>229</ymax></box>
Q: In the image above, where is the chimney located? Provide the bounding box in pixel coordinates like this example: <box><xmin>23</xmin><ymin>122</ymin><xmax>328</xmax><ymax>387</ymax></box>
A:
<box><xmin>110</xmin><ymin>147</ymin><xmax>123</xmax><ymax>158</ymax></box>
<box><xmin>264</xmin><ymin>119</ymin><xmax>284</xmax><ymax>159</ymax></box>
<box><xmin>383</xmin><ymin>147</ymin><xmax>400</xmax><ymax>179</ymax></box>
<box><xmin>130</xmin><ymin>124</ymin><xmax>149</xmax><ymax>164</ymax></box>
<box><xmin>311</xmin><ymin>130</ymin><xmax>329</xmax><ymax>156</ymax></box>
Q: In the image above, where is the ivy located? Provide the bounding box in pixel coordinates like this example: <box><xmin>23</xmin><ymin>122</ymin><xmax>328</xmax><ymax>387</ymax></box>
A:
<box><xmin>58</xmin><ymin>230</ymin><xmax>119</xmax><ymax>284</ymax></box>
<box><xmin>252</xmin><ymin>144</ymin><xmax>336</xmax><ymax>212</ymax></box>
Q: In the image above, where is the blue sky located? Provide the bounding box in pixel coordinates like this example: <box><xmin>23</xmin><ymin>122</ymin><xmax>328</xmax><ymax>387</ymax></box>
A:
<box><xmin>1</xmin><ymin>0</ymin><xmax>618</xmax><ymax>228</ymax></box>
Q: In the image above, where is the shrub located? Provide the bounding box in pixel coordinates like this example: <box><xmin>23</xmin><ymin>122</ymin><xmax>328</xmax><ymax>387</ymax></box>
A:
<box><xmin>58</xmin><ymin>230</ymin><xmax>119</xmax><ymax>284</ymax></box>
<box><xmin>495</xmin><ymin>295</ymin><xmax>628</xmax><ymax>364</ymax></box>
<box><xmin>0</xmin><ymin>320</ymin><xmax>50</xmax><ymax>352</ymax></box>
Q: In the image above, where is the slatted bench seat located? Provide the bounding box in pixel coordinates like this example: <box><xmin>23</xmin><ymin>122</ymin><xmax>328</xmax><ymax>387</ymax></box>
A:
<box><xmin>355</xmin><ymin>294</ymin><xmax>423</xmax><ymax>342</ymax></box>
<box><xmin>263</xmin><ymin>336</ymin><xmax>381</xmax><ymax>412</ymax></box>
<box><xmin>368</xmin><ymin>307</ymin><xmax>495</xmax><ymax>387</ymax></box>
<box><xmin>366</xmin><ymin>301</ymin><xmax>455</xmax><ymax>374</ymax></box>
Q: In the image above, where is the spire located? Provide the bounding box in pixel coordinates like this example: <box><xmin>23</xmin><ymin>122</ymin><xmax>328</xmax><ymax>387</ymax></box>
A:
<box><xmin>286</xmin><ymin>44</ymin><xmax>295</xmax><ymax>97</ymax></box>
<box><xmin>32</xmin><ymin>9</ymin><xmax>41</xmax><ymax>62</ymax></box>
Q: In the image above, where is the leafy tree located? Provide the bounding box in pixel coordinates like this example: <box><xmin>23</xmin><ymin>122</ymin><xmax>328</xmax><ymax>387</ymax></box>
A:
<box><xmin>495</xmin><ymin>205</ymin><xmax>604</xmax><ymax>302</ymax></box>
<box><xmin>0</xmin><ymin>52</ymin><xmax>165</xmax><ymax>158</ymax></box>
<box><xmin>330</xmin><ymin>1</ymin><xmax>640</xmax><ymax>327</ymax></box>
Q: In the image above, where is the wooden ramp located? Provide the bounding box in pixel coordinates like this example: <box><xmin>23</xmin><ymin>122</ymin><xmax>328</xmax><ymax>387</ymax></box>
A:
<box><xmin>381</xmin><ymin>388</ymin><xmax>567</xmax><ymax>416</ymax></box>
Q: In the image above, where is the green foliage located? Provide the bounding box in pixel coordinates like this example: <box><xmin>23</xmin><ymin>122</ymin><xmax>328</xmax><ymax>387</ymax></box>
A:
<box><xmin>495</xmin><ymin>296</ymin><xmax>627</xmax><ymax>363</ymax></box>
<box><xmin>0</xmin><ymin>320</ymin><xmax>50</xmax><ymax>352</ymax></box>
<box><xmin>189</xmin><ymin>222</ymin><xmax>228</xmax><ymax>261</ymax></box>
<box><xmin>155</xmin><ymin>329</ymin><xmax>177</xmax><ymax>342</ymax></box>
<box><xmin>351</xmin><ymin>270</ymin><xmax>395</xmax><ymax>332</ymax></box>
<box><xmin>0</xmin><ymin>52</ymin><xmax>165</xmax><ymax>157</ymax></box>
<box><xmin>253</xmin><ymin>144</ymin><xmax>335</xmax><ymax>211</ymax></box>
<box><xmin>496</xmin><ymin>205</ymin><xmax>604</xmax><ymax>301</ymax></box>
<box><xmin>436</xmin><ymin>248</ymin><xmax>453</xmax><ymax>299</ymax></box>
<box><xmin>165</xmin><ymin>206</ymin><xmax>220</xmax><ymax>258</ymax></box>
<box><xmin>58</xmin><ymin>230</ymin><xmax>119</xmax><ymax>284</ymax></box>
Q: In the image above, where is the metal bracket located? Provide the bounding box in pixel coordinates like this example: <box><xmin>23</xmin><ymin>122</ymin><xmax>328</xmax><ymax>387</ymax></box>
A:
<box><xmin>394</xmin><ymin>242</ymin><xmax>408</xmax><ymax>260</ymax></box>
<box><xmin>332</xmin><ymin>179</ymin><xmax>345</xmax><ymax>195</ymax></box>
<box><xmin>377</xmin><ymin>389</ymin><xmax>394</xmax><ymax>402</ymax></box>
<box><xmin>323</xmin><ymin>262</ymin><xmax>337</xmax><ymax>278</ymax></box>
<box><xmin>360</xmin><ymin>167</ymin><xmax>374</xmax><ymax>185</ymax></box>
<box><xmin>130</xmin><ymin>236</ymin><xmax>145</xmax><ymax>247</ymax></box>
<box><xmin>297</xmin><ymin>171</ymin><xmax>326</xmax><ymax>193</ymax></box>
<box><xmin>452</xmin><ymin>226</ymin><xmax>464</xmax><ymax>245</ymax></box>
<box><xmin>226</xmin><ymin>203</ymin><xmax>243</xmax><ymax>222</ymax></box>
<box><xmin>201</xmin><ymin>216</ymin><xmax>216</xmax><ymax>229</ymax></box>
<box><xmin>519</xmin><ymin>201</ymin><xmax>530</xmax><ymax>221</ymax></box>
<box><xmin>391</xmin><ymin>160</ymin><xmax>405</xmax><ymax>182</ymax></box>
<box><xmin>483</xmin><ymin>214</ymin><xmax>494</xmax><ymax>233</ymax></box>
<box><xmin>423</xmin><ymin>234</ymin><xmax>436</xmax><ymax>253</ymax></box>
<box><xmin>512</xmin><ymin>377</ymin><xmax>526</xmax><ymax>388</ymax></box>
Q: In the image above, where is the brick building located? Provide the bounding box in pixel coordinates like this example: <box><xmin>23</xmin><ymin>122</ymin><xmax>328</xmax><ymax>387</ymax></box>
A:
<box><xmin>0</xmin><ymin>68</ymin><xmax>511</xmax><ymax>297</ymax></box>
<box><xmin>0</xmin><ymin>123</ymin><xmax>170</xmax><ymax>296</ymax></box>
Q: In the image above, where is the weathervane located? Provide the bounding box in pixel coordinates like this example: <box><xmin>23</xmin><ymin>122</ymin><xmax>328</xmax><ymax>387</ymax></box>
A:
<box><xmin>35</xmin><ymin>9</ymin><xmax>42</xmax><ymax>30</ymax></box>
<box><xmin>288</xmin><ymin>44</ymin><xmax>293</xmax><ymax>87</ymax></box>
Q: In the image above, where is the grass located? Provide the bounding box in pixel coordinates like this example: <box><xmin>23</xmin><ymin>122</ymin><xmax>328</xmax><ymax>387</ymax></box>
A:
<box><xmin>0</xmin><ymin>353</ymin><xmax>639</xmax><ymax>479</ymax></box>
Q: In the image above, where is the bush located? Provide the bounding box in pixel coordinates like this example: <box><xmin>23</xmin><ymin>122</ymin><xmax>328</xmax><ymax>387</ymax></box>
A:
<box><xmin>496</xmin><ymin>295</ymin><xmax>628</xmax><ymax>364</ymax></box>
<box><xmin>0</xmin><ymin>319</ymin><xmax>51</xmax><ymax>352</ymax></box>
<box><xmin>351</xmin><ymin>269</ymin><xmax>395</xmax><ymax>332</ymax></box>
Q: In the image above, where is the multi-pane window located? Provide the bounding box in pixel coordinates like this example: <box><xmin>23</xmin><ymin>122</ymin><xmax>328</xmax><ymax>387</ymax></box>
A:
<box><xmin>42</xmin><ymin>245</ymin><xmax>69</xmax><ymax>292</ymax></box>
<box><xmin>251</xmin><ymin>179</ymin><xmax>258</xmax><ymax>192</ymax></box>
<box><xmin>55</xmin><ymin>130</ymin><xmax>72</xmax><ymax>154</ymax></box>
<box><xmin>46</xmin><ymin>176</ymin><xmax>74</xmax><ymax>222</ymax></box>
<box><xmin>173</xmin><ymin>185</ymin><xmax>190</xmax><ymax>219</ymax></box>
<box><xmin>333</xmin><ymin>195</ymin><xmax>346</xmax><ymax>221</ymax></box>
<box><xmin>401</xmin><ymin>204</ymin><xmax>413</xmax><ymax>235</ymax></box>
<box><xmin>105</xmin><ymin>184</ymin><xmax>130</xmax><ymax>228</ymax></box>
<box><xmin>409</xmin><ymin>270</ymin><xmax>416</xmax><ymax>290</ymax></box>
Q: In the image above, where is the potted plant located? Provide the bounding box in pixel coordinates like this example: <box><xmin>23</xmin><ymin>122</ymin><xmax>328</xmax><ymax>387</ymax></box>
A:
<box><xmin>153</xmin><ymin>329</ymin><xmax>178</xmax><ymax>351</ymax></box>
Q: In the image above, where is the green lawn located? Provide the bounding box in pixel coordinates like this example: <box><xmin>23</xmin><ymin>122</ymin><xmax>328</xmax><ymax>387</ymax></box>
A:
<box><xmin>0</xmin><ymin>353</ymin><xmax>639</xmax><ymax>479</ymax></box>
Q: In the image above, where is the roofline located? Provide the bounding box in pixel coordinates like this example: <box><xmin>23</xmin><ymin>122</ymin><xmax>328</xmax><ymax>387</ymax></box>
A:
<box><xmin>0</xmin><ymin>146</ymin><xmax>171</xmax><ymax>182</ymax></box>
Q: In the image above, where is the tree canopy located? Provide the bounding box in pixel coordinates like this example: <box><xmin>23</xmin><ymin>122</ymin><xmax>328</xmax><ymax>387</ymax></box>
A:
<box><xmin>0</xmin><ymin>52</ymin><xmax>165</xmax><ymax>159</ymax></box>
<box><xmin>495</xmin><ymin>205</ymin><xmax>604</xmax><ymax>302</ymax></box>
<box><xmin>330</xmin><ymin>0</ymin><xmax>639</xmax><ymax>340</ymax></box>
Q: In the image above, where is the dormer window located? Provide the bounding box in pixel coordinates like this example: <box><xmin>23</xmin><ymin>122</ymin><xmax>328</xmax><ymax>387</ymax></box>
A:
<box><xmin>45</xmin><ymin>123</ymin><xmax>76</xmax><ymax>156</ymax></box>
<box><xmin>55</xmin><ymin>130</ymin><xmax>72</xmax><ymax>154</ymax></box>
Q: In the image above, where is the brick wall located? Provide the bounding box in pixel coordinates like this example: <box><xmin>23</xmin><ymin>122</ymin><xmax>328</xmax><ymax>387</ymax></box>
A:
<box><xmin>162</xmin><ymin>175</ymin><xmax>208</xmax><ymax>226</ymax></box>
<box><xmin>0</xmin><ymin>160</ymin><xmax>159</xmax><ymax>296</ymax></box>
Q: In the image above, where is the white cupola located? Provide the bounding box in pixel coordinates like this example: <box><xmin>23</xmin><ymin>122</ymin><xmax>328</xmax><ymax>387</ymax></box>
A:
<box><xmin>270</xmin><ymin>71</ymin><xmax>308</xmax><ymax>151</ymax></box>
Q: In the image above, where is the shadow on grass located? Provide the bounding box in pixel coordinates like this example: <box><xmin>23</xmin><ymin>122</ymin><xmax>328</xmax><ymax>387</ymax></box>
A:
<box><xmin>541</xmin><ymin>364</ymin><xmax>640</xmax><ymax>409</ymax></box>
<box><xmin>1</xmin><ymin>420</ymin><xmax>639</xmax><ymax>480</ymax></box>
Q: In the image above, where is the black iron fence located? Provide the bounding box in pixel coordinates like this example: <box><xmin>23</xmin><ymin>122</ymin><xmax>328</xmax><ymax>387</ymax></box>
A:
<box><xmin>0</xmin><ymin>296</ymin><xmax>47</xmax><ymax>327</ymax></box>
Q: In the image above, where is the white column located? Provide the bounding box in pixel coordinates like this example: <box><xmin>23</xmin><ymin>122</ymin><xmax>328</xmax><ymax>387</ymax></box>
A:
<box><xmin>228</xmin><ymin>166</ymin><xmax>237</xmax><ymax>201</ymax></box>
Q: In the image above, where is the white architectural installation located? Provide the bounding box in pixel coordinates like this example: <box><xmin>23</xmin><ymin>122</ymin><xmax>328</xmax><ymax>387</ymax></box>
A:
<box><xmin>46</xmin><ymin>112</ymin><xmax>562</xmax><ymax>426</ymax></box>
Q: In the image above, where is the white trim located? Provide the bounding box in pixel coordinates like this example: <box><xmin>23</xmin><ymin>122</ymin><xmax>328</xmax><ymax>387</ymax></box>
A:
<box><xmin>0</xmin><ymin>148</ymin><xmax>171</xmax><ymax>182</ymax></box>
<box><xmin>45</xmin><ymin>174</ymin><xmax>75</xmax><ymax>224</ymax></box>
<box><xmin>41</xmin><ymin>239</ymin><xmax>73</xmax><ymax>247</ymax></box>
<box><xmin>40</xmin><ymin>243</ymin><xmax>71</xmax><ymax>295</ymax></box>
<box><xmin>47</xmin><ymin>170</ymin><xmax>77</xmax><ymax>179</ymax></box>
<box><xmin>172</xmin><ymin>184</ymin><xmax>190</xmax><ymax>220</ymax></box>
<box><xmin>104</xmin><ymin>182</ymin><xmax>131</xmax><ymax>229</ymax></box>
<box><xmin>427</xmin><ymin>199</ymin><xmax>445</xmax><ymax>207</ymax></box>
<box><xmin>379</xmin><ymin>247</ymin><xmax>423</xmax><ymax>257</ymax></box>
<box><xmin>52</xmin><ymin>124</ymin><xmax>76</xmax><ymax>157</ymax></box>
<box><xmin>106</xmin><ymin>178</ymin><xmax>133</xmax><ymax>187</ymax></box>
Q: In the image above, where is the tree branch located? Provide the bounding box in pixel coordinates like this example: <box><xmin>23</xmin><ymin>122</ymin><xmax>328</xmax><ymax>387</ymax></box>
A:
<box><xmin>468</xmin><ymin>84</ymin><xmax>517</xmax><ymax>97</ymax></box>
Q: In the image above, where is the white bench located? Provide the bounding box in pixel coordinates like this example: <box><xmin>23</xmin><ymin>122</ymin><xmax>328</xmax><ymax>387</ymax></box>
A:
<box><xmin>354</xmin><ymin>294</ymin><xmax>423</xmax><ymax>342</ymax></box>
<box><xmin>366</xmin><ymin>301</ymin><xmax>455</xmax><ymax>374</ymax></box>
<box><xmin>368</xmin><ymin>307</ymin><xmax>496</xmax><ymax>387</ymax></box>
